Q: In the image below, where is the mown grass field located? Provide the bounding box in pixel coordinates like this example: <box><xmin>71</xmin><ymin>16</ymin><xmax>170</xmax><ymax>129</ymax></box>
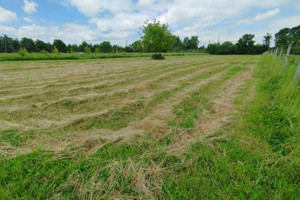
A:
<box><xmin>0</xmin><ymin>54</ymin><xmax>299</xmax><ymax>199</ymax></box>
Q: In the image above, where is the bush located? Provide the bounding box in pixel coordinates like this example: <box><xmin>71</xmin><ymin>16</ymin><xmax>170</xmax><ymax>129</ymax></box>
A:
<box><xmin>84</xmin><ymin>46</ymin><xmax>91</xmax><ymax>54</ymax></box>
<box><xmin>151</xmin><ymin>53</ymin><xmax>164</xmax><ymax>60</ymax></box>
<box><xmin>18</xmin><ymin>47</ymin><xmax>28</xmax><ymax>56</ymax></box>
<box><xmin>52</xmin><ymin>46</ymin><xmax>59</xmax><ymax>54</ymax></box>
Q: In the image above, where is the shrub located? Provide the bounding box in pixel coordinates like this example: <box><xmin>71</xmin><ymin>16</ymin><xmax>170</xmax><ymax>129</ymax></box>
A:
<box><xmin>18</xmin><ymin>47</ymin><xmax>28</xmax><ymax>56</ymax></box>
<box><xmin>52</xmin><ymin>46</ymin><xmax>59</xmax><ymax>54</ymax></box>
<box><xmin>84</xmin><ymin>46</ymin><xmax>91</xmax><ymax>54</ymax></box>
<box><xmin>40</xmin><ymin>49</ymin><xmax>48</xmax><ymax>54</ymax></box>
<box><xmin>151</xmin><ymin>53</ymin><xmax>164</xmax><ymax>60</ymax></box>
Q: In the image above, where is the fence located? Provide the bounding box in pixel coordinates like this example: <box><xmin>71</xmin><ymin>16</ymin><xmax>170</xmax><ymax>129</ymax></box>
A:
<box><xmin>269</xmin><ymin>43</ymin><xmax>300</xmax><ymax>87</ymax></box>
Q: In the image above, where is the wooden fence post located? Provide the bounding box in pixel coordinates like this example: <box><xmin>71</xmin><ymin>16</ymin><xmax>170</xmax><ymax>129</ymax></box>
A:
<box><xmin>282</xmin><ymin>44</ymin><xmax>292</xmax><ymax>75</ymax></box>
<box><xmin>274</xmin><ymin>47</ymin><xmax>278</xmax><ymax>57</ymax></box>
<box><xmin>294</xmin><ymin>61</ymin><xmax>300</xmax><ymax>86</ymax></box>
<box><xmin>279</xmin><ymin>47</ymin><xmax>283</xmax><ymax>57</ymax></box>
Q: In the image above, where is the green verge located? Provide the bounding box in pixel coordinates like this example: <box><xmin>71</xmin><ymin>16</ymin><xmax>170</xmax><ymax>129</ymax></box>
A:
<box><xmin>0</xmin><ymin>52</ymin><xmax>200</xmax><ymax>62</ymax></box>
<box><xmin>162</xmin><ymin>54</ymin><xmax>300</xmax><ymax>199</ymax></box>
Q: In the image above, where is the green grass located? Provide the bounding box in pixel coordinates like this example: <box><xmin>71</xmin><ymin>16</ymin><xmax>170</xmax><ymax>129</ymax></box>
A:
<box><xmin>0</xmin><ymin>55</ymin><xmax>299</xmax><ymax>199</ymax></box>
<box><xmin>171</xmin><ymin>66</ymin><xmax>246</xmax><ymax>129</ymax></box>
<box><xmin>161</xmin><ymin>54</ymin><xmax>300</xmax><ymax>199</ymax></box>
<box><xmin>65</xmin><ymin>64</ymin><xmax>232</xmax><ymax>131</ymax></box>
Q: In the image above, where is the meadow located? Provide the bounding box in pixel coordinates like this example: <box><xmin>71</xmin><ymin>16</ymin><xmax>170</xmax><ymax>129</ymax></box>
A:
<box><xmin>0</xmin><ymin>54</ymin><xmax>299</xmax><ymax>199</ymax></box>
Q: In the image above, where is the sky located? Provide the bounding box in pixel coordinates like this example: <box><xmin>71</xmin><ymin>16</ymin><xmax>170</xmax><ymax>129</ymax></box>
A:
<box><xmin>0</xmin><ymin>0</ymin><xmax>299</xmax><ymax>46</ymax></box>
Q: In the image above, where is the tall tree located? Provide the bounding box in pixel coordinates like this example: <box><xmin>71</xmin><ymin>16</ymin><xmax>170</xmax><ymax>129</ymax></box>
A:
<box><xmin>20</xmin><ymin>37</ymin><xmax>35</xmax><ymax>52</ymax></box>
<box><xmin>140</xmin><ymin>20</ymin><xmax>176</xmax><ymax>54</ymax></box>
<box><xmin>78</xmin><ymin>41</ymin><xmax>89</xmax><ymax>52</ymax></box>
<box><xmin>132</xmin><ymin>40</ymin><xmax>143</xmax><ymax>52</ymax></box>
<box><xmin>236</xmin><ymin>34</ymin><xmax>255</xmax><ymax>54</ymax></box>
<box><xmin>275</xmin><ymin>28</ymin><xmax>291</xmax><ymax>47</ymax></box>
<box><xmin>263</xmin><ymin>33</ymin><xmax>272</xmax><ymax>48</ymax></box>
<box><xmin>97</xmin><ymin>41</ymin><xmax>112</xmax><ymax>53</ymax></box>
<box><xmin>172</xmin><ymin>36</ymin><xmax>185</xmax><ymax>52</ymax></box>
<box><xmin>216</xmin><ymin>41</ymin><xmax>236</xmax><ymax>54</ymax></box>
<box><xmin>34</xmin><ymin>39</ymin><xmax>47</xmax><ymax>52</ymax></box>
<box><xmin>183</xmin><ymin>36</ymin><xmax>199</xmax><ymax>50</ymax></box>
<box><xmin>53</xmin><ymin>39</ymin><xmax>67</xmax><ymax>53</ymax></box>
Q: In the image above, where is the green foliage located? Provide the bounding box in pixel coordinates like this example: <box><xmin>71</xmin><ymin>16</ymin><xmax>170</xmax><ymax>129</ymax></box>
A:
<box><xmin>275</xmin><ymin>25</ymin><xmax>300</xmax><ymax>48</ymax></box>
<box><xmin>151</xmin><ymin>53</ymin><xmax>164</xmax><ymax>60</ymax></box>
<box><xmin>217</xmin><ymin>41</ymin><xmax>236</xmax><ymax>54</ymax></box>
<box><xmin>34</xmin><ymin>39</ymin><xmax>47</xmax><ymax>52</ymax></box>
<box><xmin>132</xmin><ymin>40</ymin><xmax>143</xmax><ymax>52</ymax></box>
<box><xmin>84</xmin><ymin>46</ymin><xmax>91</xmax><ymax>54</ymax></box>
<box><xmin>17</xmin><ymin>47</ymin><xmax>28</xmax><ymax>56</ymax></box>
<box><xmin>40</xmin><ymin>49</ymin><xmax>48</xmax><ymax>54</ymax></box>
<box><xmin>263</xmin><ymin>33</ymin><xmax>272</xmax><ymax>48</ymax></box>
<box><xmin>97</xmin><ymin>41</ymin><xmax>112</xmax><ymax>53</ymax></box>
<box><xmin>140</xmin><ymin>20</ymin><xmax>176</xmax><ymax>53</ymax></box>
<box><xmin>53</xmin><ymin>39</ymin><xmax>67</xmax><ymax>53</ymax></box>
<box><xmin>249</xmin><ymin>55</ymin><xmax>300</xmax><ymax>152</ymax></box>
<box><xmin>291</xmin><ymin>40</ymin><xmax>300</xmax><ymax>55</ymax></box>
<box><xmin>236</xmin><ymin>34</ymin><xmax>256</xmax><ymax>54</ymax></box>
<box><xmin>0</xmin><ymin>35</ymin><xmax>20</xmax><ymax>53</ymax></box>
<box><xmin>183</xmin><ymin>36</ymin><xmax>199</xmax><ymax>50</ymax></box>
<box><xmin>52</xmin><ymin>46</ymin><xmax>59</xmax><ymax>54</ymax></box>
<box><xmin>20</xmin><ymin>37</ymin><xmax>35</xmax><ymax>53</ymax></box>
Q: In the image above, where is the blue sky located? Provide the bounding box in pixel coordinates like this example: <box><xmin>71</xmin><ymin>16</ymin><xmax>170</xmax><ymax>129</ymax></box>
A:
<box><xmin>0</xmin><ymin>0</ymin><xmax>299</xmax><ymax>46</ymax></box>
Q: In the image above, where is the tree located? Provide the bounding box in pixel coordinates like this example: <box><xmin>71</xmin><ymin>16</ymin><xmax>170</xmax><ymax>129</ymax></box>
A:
<box><xmin>183</xmin><ymin>36</ymin><xmax>199</xmax><ymax>50</ymax></box>
<box><xmin>20</xmin><ymin>37</ymin><xmax>35</xmax><ymax>52</ymax></box>
<box><xmin>34</xmin><ymin>39</ymin><xmax>47</xmax><ymax>52</ymax></box>
<box><xmin>206</xmin><ymin>43</ymin><xmax>220</xmax><ymax>54</ymax></box>
<box><xmin>0</xmin><ymin>36</ymin><xmax>19</xmax><ymax>53</ymax></box>
<box><xmin>216</xmin><ymin>41</ymin><xmax>236</xmax><ymax>54</ymax></box>
<box><xmin>97</xmin><ymin>41</ymin><xmax>112</xmax><ymax>53</ymax></box>
<box><xmin>140</xmin><ymin>20</ymin><xmax>176</xmax><ymax>54</ymax></box>
<box><xmin>172</xmin><ymin>36</ymin><xmax>185</xmax><ymax>52</ymax></box>
<box><xmin>112</xmin><ymin>45</ymin><xmax>124</xmax><ymax>53</ymax></box>
<box><xmin>132</xmin><ymin>40</ymin><xmax>143</xmax><ymax>52</ymax></box>
<box><xmin>53</xmin><ymin>39</ymin><xmax>67</xmax><ymax>53</ymax></box>
<box><xmin>275</xmin><ymin>25</ymin><xmax>300</xmax><ymax>48</ymax></box>
<box><xmin>52</xmin><ymin>46</ymin><xmax>59</xmax><ymax>54</ymax></box>
<box><xmin>45</xmin><ymin>42</ymin><xmax>53</xmax><ymax>53</ymax></box>
<box><xmin>263</xmin><ymin>33</ymin><xmax>272</xmax><ymax>48</ymax></box>
<box><xmin>84</xmin><ymin>46</ymin><xmax>91</xmax><ymax>54</ymax></box>
<box><xmin>79</xmin><ymin>41</ymin><xmax>89</xmax><ymax>52</ymax></box>
<box><xmin>236</xmin><ymin>34</ymin><xmax>255</xmax><ymax>54</ymax></box>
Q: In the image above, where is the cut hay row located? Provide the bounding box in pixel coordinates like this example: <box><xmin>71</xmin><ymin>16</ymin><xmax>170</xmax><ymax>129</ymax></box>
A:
<box><xmin>0</xmin><ymin>55</ymin><xmax>255</xmax><ymax>158</ymax></box>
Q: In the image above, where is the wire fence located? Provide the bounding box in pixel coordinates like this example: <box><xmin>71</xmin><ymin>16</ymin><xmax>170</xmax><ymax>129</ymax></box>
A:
<box><xmin>268</xmin><ymin>44</ymin><xmax>300</xmax><ymax>87</ymax></box>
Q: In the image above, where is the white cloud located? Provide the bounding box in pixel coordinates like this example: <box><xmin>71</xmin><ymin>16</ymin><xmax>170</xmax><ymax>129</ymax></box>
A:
<box><xmin>0</xmin><ymin>7</ymin><xmax>17</xmax><ymax>24</ymax></box>
<box><xmin>2</xmin><ymin>0</ymin><xmax>299</xmax><ymax>47</ymax></box>
<box><xmin>22</xmin><ymin>0</ymin><xmax>37</xmax><ymax>14</ymax></box>
<box><xmin>137</xmin><ymin>0</ymin><xmax>156</xmax><ymax>7</ymax></box>
<box><xmin>23</xmin><ymin>17</ymin><xmax>32</xmax><ymax>22</ymax></box>
<box><xmin>64</xmin><ymin>0</ymin><xmax>134</xmax><ymax>17</ymax></box>
<box><xmin>0</xmin><ymin>26</ymin><xmax>16</xmax><ymax>35</ymax></box>
<box><xmin>253</xmin><ymin>8</ymin><xmax>280</xmax><ymax>21</ymax></box>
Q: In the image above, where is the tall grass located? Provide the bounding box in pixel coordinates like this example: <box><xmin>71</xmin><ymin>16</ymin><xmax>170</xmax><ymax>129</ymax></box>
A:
<box><xmin>162</xmin><ymin>54</ymin><xmax>300</xmax><ymax>199</ymax></box>
<box><xmin>0</xmin><ymin>52</ymin><xmax>194</xmax><ymax>61</ymax></box>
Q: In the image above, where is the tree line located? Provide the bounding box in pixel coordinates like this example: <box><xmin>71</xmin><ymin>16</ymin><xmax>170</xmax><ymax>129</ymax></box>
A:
<box><xmin>0</xmin><ymin>24</ymin><xmax>299</xmax><ymax>55</ymax></box>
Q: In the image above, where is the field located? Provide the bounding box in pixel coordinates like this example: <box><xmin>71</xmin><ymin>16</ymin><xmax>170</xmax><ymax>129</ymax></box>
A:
<box><xmin>0</xmin><ymin>54</ymin><xmax>299</xmax><ymax>199</ymax></box>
